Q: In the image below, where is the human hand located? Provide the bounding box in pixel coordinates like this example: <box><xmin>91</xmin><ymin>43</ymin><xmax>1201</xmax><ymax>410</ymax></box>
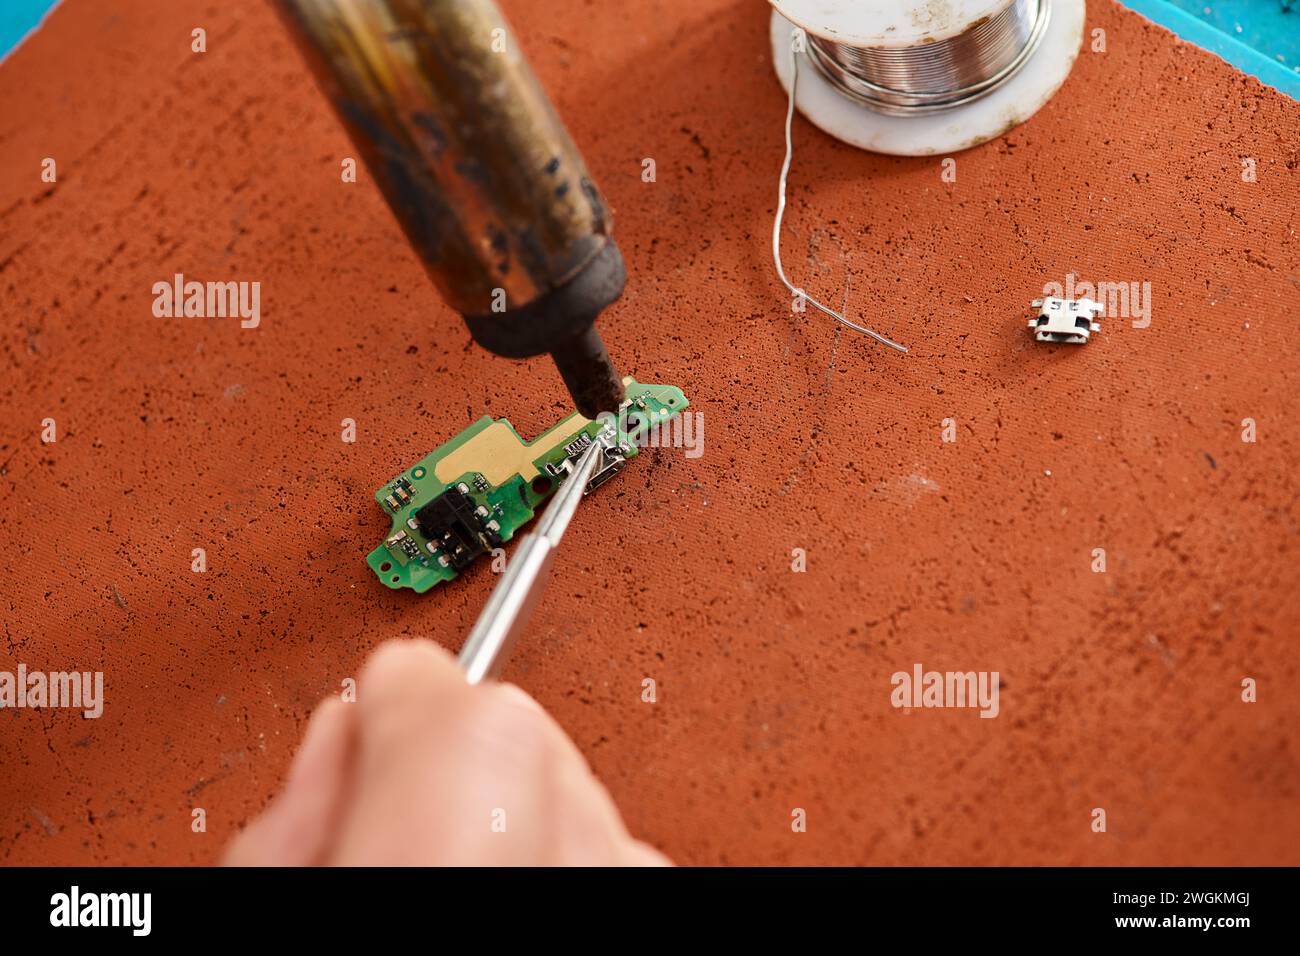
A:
<box><xmin>224</xmin><ymin>639</ymin><xmax>670</xmax><ymax>866</ymax></box>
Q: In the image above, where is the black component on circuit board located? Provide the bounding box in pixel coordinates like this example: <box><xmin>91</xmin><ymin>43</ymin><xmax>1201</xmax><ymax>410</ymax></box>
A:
<box><xmin>414</xmin><ymin>485</ymin><xmax>501</xmax><ymax>570</ymax></box>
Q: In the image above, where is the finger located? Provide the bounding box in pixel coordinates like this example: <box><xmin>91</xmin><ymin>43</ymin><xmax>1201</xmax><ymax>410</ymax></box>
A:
<box><xmin>350</xmin><ymin>639</ymin><xmax>586</xmax><ymax>782</ymax></box>
<box><xmin>329</xmin><ymin>640</ymin><xmax>536</xmax><ymax>864</ymax></box>
<box><xmin>224</xmin><ymin>697</ymin><xmax>355</xmax><ymax>866</ymax></box>
<box><xmin>330</xmin><ymin>641</ymin><xmax>578</xmax><ymax>864</ymax></box>
<box><xmin>619</xmin><ymin>839</ymin><xmax>674</xmax><ymax>867</ymax></box>
<box><xmin>351</xmin><ymin>639</ymin><xmax>476</xmax><ymax>767</ymax></box>
<box><xmin>329</xmin><ymin>638</ymin><xmax>661</xmax><ymax>866</ymax></box>
<box><xmin>479</xmin><ymin>683</ymin><xmax>661</xmax><ymax>866</ymax></box>
<box><xmin>539</xmin><ymin>744</ymin><xmax>669</xmax><ymax>866</ymax></box>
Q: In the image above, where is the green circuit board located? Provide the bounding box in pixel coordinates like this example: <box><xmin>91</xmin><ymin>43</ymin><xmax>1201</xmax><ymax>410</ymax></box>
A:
<box><xmin>367</xmin><ymin>378</ymin><xmax>688</xmax><ymax>593</ymax></box>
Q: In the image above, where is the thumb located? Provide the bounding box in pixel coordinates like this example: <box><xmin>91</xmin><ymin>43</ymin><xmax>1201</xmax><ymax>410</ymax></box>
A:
<box><xmin>224</xmin><ymin>697</ymin><xmax>355</xmax><ymax>866</ymax></box>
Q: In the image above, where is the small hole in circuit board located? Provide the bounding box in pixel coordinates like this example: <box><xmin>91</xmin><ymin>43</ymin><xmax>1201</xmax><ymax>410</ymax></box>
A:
<box><xmin>379</xmin><ymin>561</ymin><xmax>392</xmax><ymax>572</ymax></box>
<box><xmin>391</xmin><ymin>576</ymin><xmax>399</xmax><ymax>583</ymax></box>
<box><xmin>531</xmin><ymin>475</ymin><xmax>552</xmax><ymax>496</ymax></box>
<box><xmin>412</xmin><ymin>467</ymin><xmax>426</xmax><ymax>479</ymax></box>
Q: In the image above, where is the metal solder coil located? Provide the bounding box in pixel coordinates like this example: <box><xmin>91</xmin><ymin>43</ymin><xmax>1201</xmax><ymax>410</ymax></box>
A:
<box><xmin>768</xmin><ymin>0</ymin><xmax>1085</xmax><ymax>155</ymax></box>
<box><xmin>804</xmin><ymin>0</ymin><xmax>1051</xmax><ymax>116</ymax></box>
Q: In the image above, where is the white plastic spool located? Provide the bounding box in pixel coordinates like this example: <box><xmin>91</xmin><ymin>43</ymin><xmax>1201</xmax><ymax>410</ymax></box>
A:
<box><xmin>769</xmin><ymin>0</ymin><xmax>1085</xmax><ymax>156</ymax></box>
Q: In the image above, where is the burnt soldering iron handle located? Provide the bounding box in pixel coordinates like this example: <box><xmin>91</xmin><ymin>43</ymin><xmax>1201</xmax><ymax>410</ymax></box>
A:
<box><xmin>272</xmin><ymin>0</ymin><xmax>627</xmax><ymax>417</ymax></box>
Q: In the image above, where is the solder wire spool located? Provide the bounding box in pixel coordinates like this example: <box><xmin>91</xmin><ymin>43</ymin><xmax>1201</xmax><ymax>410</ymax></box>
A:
<box><xmin>769</xmin><ymin>0</ymin><xmax>1086</xmax><ymax>155</ymax></box>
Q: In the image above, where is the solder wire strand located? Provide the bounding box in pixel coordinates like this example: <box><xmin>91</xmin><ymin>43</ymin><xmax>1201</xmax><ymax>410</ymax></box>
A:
<box><xmin>804</xmin><ymin>0</ymin><xmax>1050</xmax><ymax>115</ymax></box>
<box><xmin>773</xmin><ymin>31</ymin><xmax>908</xmax><ymax>353</ymax></box>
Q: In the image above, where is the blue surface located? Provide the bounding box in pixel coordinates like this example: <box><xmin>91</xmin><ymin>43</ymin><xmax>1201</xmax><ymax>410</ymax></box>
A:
<box><xmin>0</xmin><ymin>0</ymin><xmax>60</xmax><ymax>63</ymax></box>
<box><xmin>1123</xmin><ymin>0</ymin><xmax>1300</xmax><ymax>99</ymax></box>
<box><xmin>1167</xmin><ymin>0</ymin><xmax>1299</xmax><ymax>70</ymax></box>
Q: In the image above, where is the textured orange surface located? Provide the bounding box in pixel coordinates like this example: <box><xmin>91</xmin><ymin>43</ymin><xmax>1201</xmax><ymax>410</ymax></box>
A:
<box><xmin>1</xmin><ymin>0</ymin><xmax>1297</xmax><ymax>865</ymax></box>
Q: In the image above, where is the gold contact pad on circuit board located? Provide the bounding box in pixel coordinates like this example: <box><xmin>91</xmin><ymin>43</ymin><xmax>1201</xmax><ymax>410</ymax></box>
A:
<box><xmin>432</xmin><ymin>415</ymin><xmax>590</xmax><ymax>486</ymax></box>
<box><xmin>431</xmin><ymin>377</ymin><xmax>641</xmax><ymax>486</ymax></box>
